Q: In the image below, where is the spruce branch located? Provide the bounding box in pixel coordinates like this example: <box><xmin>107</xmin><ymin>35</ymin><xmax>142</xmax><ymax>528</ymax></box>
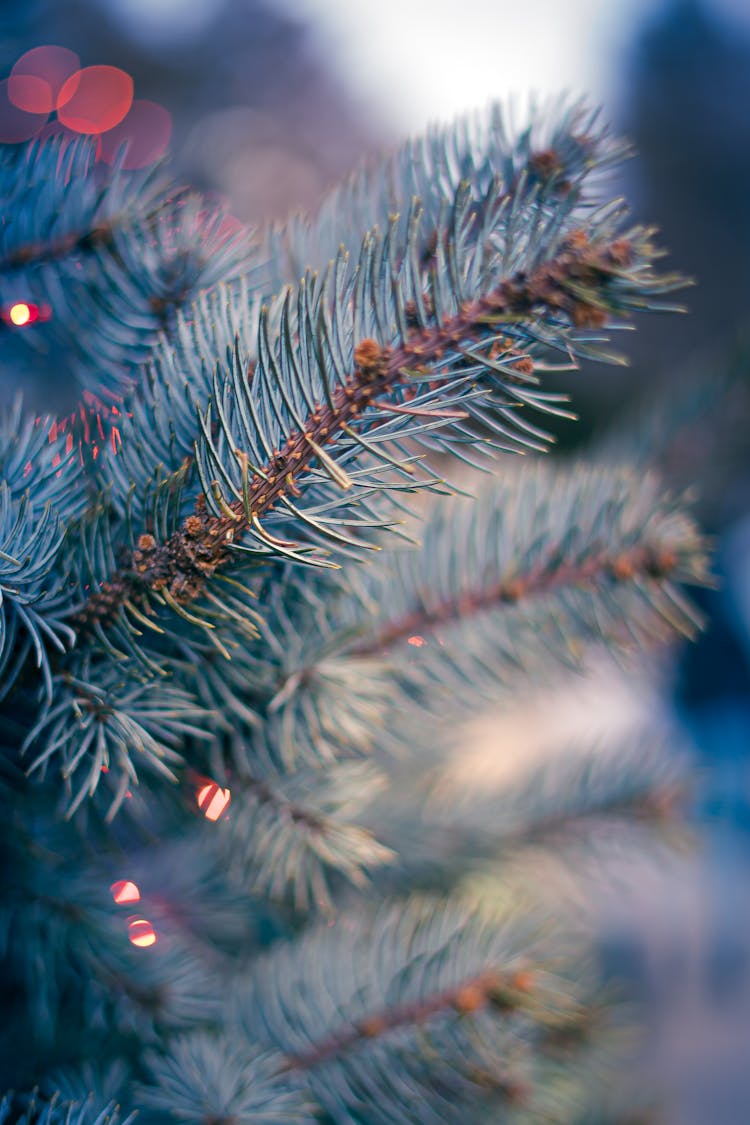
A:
<box><xmin>22</xmin><ymin>666</ymin><xmax>214</xmax><ymax>820</ymax></box>
<box><xmin>0</xmin><ymin>136</ymin><xmax>164</xmax><ymax>273</ymax></box>
<box><xmin>380</xmin><ymin>729</ymin><xmax>692</xmax><ymax>890</ymax></box>
<box><xmin>98</xmin><ymin>99</ymin><xmax>625</xmax><ymax>512</ymax></box>
<box><xmin>233</xmin><ymin>898</ymin><xmax>604</xmax><ymax>1122</ymax></box>
<box><xmin>75</xmin><ymin>222</ymin><xmax>681</xmax><ymax>636</ymax></box>
<box><xmin>0</xmin><ymin>1093</ymin><xmax>134</xmax><ymax>1125</ymax></box>
<box><xmin>138</xmin><ymin>1035</ymin><xmax>314</xmax><ymax>1125</ymax></box>
<box><xmin>0</xmin><ymin>136</ymin><xmax>258</xmax><ymax>401</ymax></box>
<box><xmin>349</xmin><ymin>462</ymin><xmax>709</xmax><ymax>685</ymax></box>
<box><xmin>218</xmin><ymin>762</ymin><xmax>395</xmax><ymax>910</ymax></box>
<box><xmin>0</xmin><ymin>395</ymin><xmax>84</xmax><ymax>519</ymax></box>
<box><xmin>206</xmin><ymin>463</ymin><xmax>707</xmax><ymax>784</ymax></box>
<box><xmin>0</xmin><ymin>95</ymin><xmax>713</xmax><ymax>1121</ymax></box>
<box><xmin>353</xmin><ymin>540</ymin><xmax>691</xmax><ymax>658</ymax></box>
<box><xmin>0</xmin><ymin>484</ymin><xmax>74</xmax><ymax>699</ymax></box>
<box><xmin>265</xmin><ymin>97</ymin><xmax>629</xmax><ymax>292</ymax></box>
<box><xmin>284</xmin><ymin>966</ymin><xmax>536</xmax><ymax>1071</ymax></box>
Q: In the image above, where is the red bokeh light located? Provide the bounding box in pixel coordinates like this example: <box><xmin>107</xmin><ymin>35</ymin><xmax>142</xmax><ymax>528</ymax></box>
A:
<box><xmin>128</xmin><ymin>918</ymin><xmax>157</xmax><ymax>947</ymax></box>
<box><xmin>110</xmin><ymin>879</ymin><xmax>141</xmax><ymax>904</ymax></box>
<box><xmin>57</xmin><ymin>66</ymin><xmax>133</xmax><ymax>135</ymax></box>
<box><xmin>98</xmin><ymin>99</ymin><xmax>171</xmax><ymax>170</ymax></box>
<box><xmin>197</xmin><ymin>782</ymin><xmax>231</xmax><ymax>821</ymax></box>
<box><xmin>407</xmin><ymin>635</ymin><xmax>427</xmax><ymax>647</ymax></box>
<box><xmin>1</xmin><ymin>302</ymin><xmax>51</xmax><ymax>327</ymax></box>
<box><xmin>9</xmin><ymin>46</ymin><xmax>80</xmax><ymax>114</ymax></box>
<box><xmin>0</xmin><ymin>79</ymin><xmax>47</xmax><ymax>144</ymax></box>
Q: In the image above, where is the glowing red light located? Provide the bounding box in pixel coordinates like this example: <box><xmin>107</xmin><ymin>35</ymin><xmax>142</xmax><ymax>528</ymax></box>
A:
<box><xmin>110</xmin><ymin>880</ymin><xmax>140</xmax><ymax>904</ymax></box>
<box><xmin>57</xmin><ymin>66</ymin><xmax>133</xmax><ymax>135</ymax></box>
<box><xmin>98</xmin><ymin>100</ymin><xmax>171</xmax><ymax>170</ymax></box>
<box><xmin>10</xmin><ymin>303</ymin><xmax>32</xmax><ymax>326</ymax></box>
<box><xmin>197</xmin><ymin>782</ymin><xmax>231</xmax><ymax>821</ymax></box>
<box><xmin>128</xmin><ymin>918</ymin><xmax>157</xmax><ymax>947</ymax></box>
<box><xmin>2</xmin><ymin>302</ymin><xmax>51</xmax><ymax>327</ymax></box>
<box><xmin>9</xmin><ymin>46</ymin><xmax>80</xmax><ymax>114</ymax></box>
<box><xmin>407</xmin><ymin>635</ymin><xmax>426</xmax><ymax>647</ymax></box>
<box><xmin>0</xmin><ymin>80</ymin><xmax>47</xmax><ymax>143</ymax></box>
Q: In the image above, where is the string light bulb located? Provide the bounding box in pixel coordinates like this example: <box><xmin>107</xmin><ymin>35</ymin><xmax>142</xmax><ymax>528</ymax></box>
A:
<box><xmin>2</xmin><ymin>301</ymin><xmax>51</xmax><ymax>327</ymax></box>
<box><xmin>128</xmin><ymin>918</ymin><xmax>157</xmax><ymax>947</ymax></box>
<box><xmin>196</xmin><ymin>781</ymin><xmax>231</xmax><ymax>821</ymax></box>
<box><xmin>110</xmin><ymin>880</ymin><xmax>140</xmax><ymax>904</ymax></box>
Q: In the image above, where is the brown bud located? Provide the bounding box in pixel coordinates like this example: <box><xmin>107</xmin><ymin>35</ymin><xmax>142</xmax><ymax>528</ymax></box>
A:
<box><xmin>354</xmin><ymin>338</ymin><xmax>384</xmax><ymax>373</ymax></box>
<box><xmin>511</xmin><ymin>356</ymin><xmax>534</xmax><ymax>376</ymax></box>
<box><xmin>510</xmin><ymin>970</ymin><xmax>534</xmax><ymax>993</ymax></box>
<box><xmin>530</xmin><ymin>148</ymin><xmax>562</xmax><ymax>180</ymax></box>
<box><xmin>184</xmin><ymin>515</ymin><xmax>203</xmax><ymax>537</ymax></box>
<box><xmin>138</xmin><ymin>533</ymin><xmax>156</xmax><ymax>551</ymax></box>
<box><xmin>358</xmin><ymin>1015</ymin><xmax>388</xmax><ymax>1038</ymax></box>
<box><xmin>571</xmin><ymin>303</ymin><xmax>607</xmax><ymax>328</ymax></box>
<box><xmin>607</xmin><ymin>238</ymin><xmax>633</xmax><ymax>267</ymax></box>
<box><xmin>501</xmin><ymin>1080</ymin><xmax>531</xmax><ymax>1107</ymax></box>
<box><xmin>169</xmin><ymin>575</ymin><xmax>202</xmax><ymax>602</ymax></box>
<box><xmin>501</xmin><ymin>579</ymin><xmax>525</xmax><ymax>602</ymax></box>
<box><xmin>563</xmin><ymin>228</ymin><xmax>589</xmax><ymax>252</ymax></box>
<box><xmin>453</xmin><ymin>983</ymin><xmax>488</xmax><ymax>1013</ymax></box>
<box><xmin>610</xmin><ymin>555</ymin><xmax>637</xmax><ymax>581</ymax></box>
<box><xmin>650</xmin><ymin>548</ymin><xmax>678</xmax><ymax>577</ymax></box>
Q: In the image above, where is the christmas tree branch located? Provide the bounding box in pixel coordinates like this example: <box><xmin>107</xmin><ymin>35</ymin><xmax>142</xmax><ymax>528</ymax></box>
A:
<box><xmin>346</xmin><ymin>461</ymin><xmax>708</xmax><ymax>693</ymax></box>
<box><xmin>353</xmin><ymin>541</ymin><xmax>685</xmax><ymax>658</ymax></box>
<box><xmin>75</xmin><ymin>226</ymin><xmax>672</xmax><ymax>632</ymax></box>
<box><xmin>220</xmin><ymin>763</ymin><xmax>394</xmax><ymax>910</ymax></box>
<box><xmin>0</xmin><ymin>137</ymin><xmax>163</xmax><ymax>272</ymax></box>
<box><xmin>284</xmin><ymin>966</ymin><xmax>535</xmax><ymax>1070</ymax></box>
<box><xmin>234</xmin><ymin>898</ymin><xmax>599</xmax><ymax>1122</ymax></box>
<box><xmin>102</xmin><ymin>99</ymin><xmax>616</xmax><ymax>517</ymax></box>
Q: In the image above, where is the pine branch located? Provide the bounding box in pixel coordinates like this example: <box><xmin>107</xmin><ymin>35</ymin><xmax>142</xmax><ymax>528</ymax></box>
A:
<box><xmin>22</xmin><ymin>664</ymin><xmax>214</xmax><ymax>820</ymax></box>
<box><xmin>0</xmin><ymin>136</ymin><xmax>163</xmax><ymax>273</ymax></box>
<box><xmin>75</xmin><ymin>225</ymin><xmax>678</xmax><ymax>632</ymax></box>
<box><xmin>232</xmin><ymin>897</ymin><xmax>603</xmax><ymax>1123</ymax></box>
<box><xmin>1</xmin><ymin>136</ymin><xmax>258</xmax><ymax>402</ymax></box>
<box><xmin>138</xmin><ymin>1035</ymin><xmax>313</xmax><ymax>1125</ymax></box>
<box><xmin>0</xmin><ymin>1092</ymin><xmax>134</xmax><ymax>1125</ymax></box>
<box><xmin>349</xmin><ymin>462</ymin><xmax>709</xmax><ymax>690</ymax></box>
<box><xmin>218</xmin><ymin>762</ymin><xmax>395</xmax><ymax>910</ymax></box>
<box><xmin>354</xmin><ymin>542</ymin><xmax>688</xmax><ymax>658</ymax></box>
<box><xmin>284</xmin><ymin>966</ymin><xmax>534</xmax><ymax>1072</ymax></box>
